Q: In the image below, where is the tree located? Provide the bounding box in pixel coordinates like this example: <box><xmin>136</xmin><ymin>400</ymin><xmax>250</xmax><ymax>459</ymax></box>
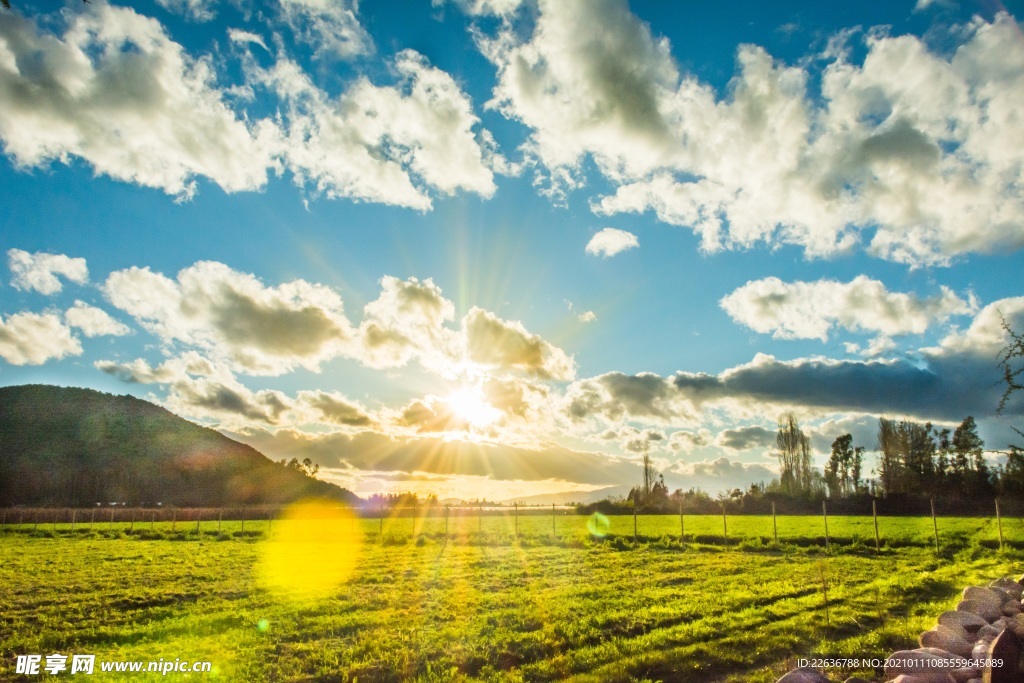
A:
<box><xmin>776</xmin><ymin>415</ymin><xmax>812</xmax><ymax>496</ymax></box>
<box><xmin>825</xmin><ymin>434</ymin><xmax>863</xmax><ymax>498</ymax></box>
<box><xmin>952</xmin><ymin>416</ymin><xmax>990</xmax><ymax>497</ymax></box>
<box><xmin>876</xmin><ymin>418</ymin><xmax>903</xmax><ymax>496</ymax></box>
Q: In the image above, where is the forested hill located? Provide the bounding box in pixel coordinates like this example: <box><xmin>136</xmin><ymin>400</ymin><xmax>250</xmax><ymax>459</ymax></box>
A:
<box><xmin>0</xmin><ymin>384</ymin><xmax>358</xmax><ymax>507</ymax></box>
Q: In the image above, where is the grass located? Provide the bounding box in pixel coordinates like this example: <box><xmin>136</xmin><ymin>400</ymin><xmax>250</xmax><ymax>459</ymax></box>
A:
<box><xmin>1</xmin><ymin>515</ymin><xmax>1022</xmax><ymax>682</ymax></box>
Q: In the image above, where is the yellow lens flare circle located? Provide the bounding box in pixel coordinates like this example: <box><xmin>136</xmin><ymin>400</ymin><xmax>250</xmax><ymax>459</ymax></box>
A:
<box><xmin>587</xmin><ymin>512</ymin><xmax>611</xmax><ymax>538</ymax></box>
<box><xmin>257</xmin><ymin>499</ymin><xmax>363</xmax><ymax>602</ymax></box>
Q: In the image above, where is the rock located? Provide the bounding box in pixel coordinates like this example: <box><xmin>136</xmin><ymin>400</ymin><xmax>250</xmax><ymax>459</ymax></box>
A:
<box><xmin>989</xmin><ymin>578</ymin><xmax>1023</xmax><ymax>600</ymax></box>
<box><xmin>921</xmin><ymin>625</ymin><xmax>976</xmax><ymax>658</ymax></box>
<box><xmin>979</xmin><ymin>625</ymin><xmax>1003</xmax><ymax>641</ymax></box>
<box><xmin>1009</xmin><ymin>614</ymin><xmax>1024</xmax><ymax>639</ymax></box>
<box><xmin>965</xmin><ymin>587</ymin><xmax>1012</xmax><ymax>607</ymax></box>
<box><xmin>1001</xmin><ymin>602</ymin><xmax>1022</xmax><ymax>617</ymax></box>
<box><xmin>973</xmin><ymin>641</ymin><xmax>993</xmax><ymax>659</ymax></box>
<box><xmin>983</xmin><ymin>629</ymin><xmax>1023</xmax><ymax>683</ymax></box>
<box><xmin>777</xmin><ymin>667</ymin><xmax>832</xmax><ymax>683</ymax></box>
<box><xmin>890</xmin><ymin>675</ymin><xmax>956</xmax><ymax>683</ymax></box>
<box><xmin>959</xmin><ymin>599</ymin><xmax>1004</xmax><ymax>623</ymax></box>
<box><xmin>941</xmin><ymin>611</ymin><xmax>989</xmax><ymax>634</ymax></box>
<box><xmin>844</xmin><ymin>678</ymin><xmax>872</xmax><ymax>683</ymax></box>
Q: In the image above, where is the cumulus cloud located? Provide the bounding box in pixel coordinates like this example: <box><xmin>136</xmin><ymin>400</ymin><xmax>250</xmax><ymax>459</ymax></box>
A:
<box><xmin>355</xmin><ymin>276</ymin><xmax>458</xmax><ymax>372</ymax></box>
<box><xmin>95</xmin><ymin>353</ymin><xmax>293</xmax><ymax>425</ymax></box>
<box><xmin>720</xmin><ymin>275</ymin><xmax>976</xmax><ymax>341</ymax></box>
<box><xmin>564</xmin><ymin>297</ymin><xmax>1024</xmax><ymax>429</ymax></box>
<box><xmin>296</xmin><ymin>390</ymin><xmax>376</xmax><ymax>427</ymax></box>
<box><xmin>0</xmin><ymin>6</ymin><xmax>278</xmax><ymax>200</ymax></box>
<box><xmin>566</xmin><ymin>371</ymin><xmax>695</xmax><ymax>424</ymax></box>
<box><xmin>585</xmin><ymin>228</ymin><xmax>639</xmax><ymax>258</ymax></box>
<box><xmin>279</xmin><ymin>0</ymin><xmax>373</xmax><ymax>60</ymax></box>
<box><xmin>103</xmin><ymin>261</ymin><xmax>353</xmax><ymax>376</ymax></box>
<box><xmin>673</xmin><ymin>457</ymin><xmax>777</xmax><ymax>492</ymax></box>
<box><xmin>469</xmin><ymin>1</ymin><xmax>1024</xmax><ymax>266</ymax></box>
<box><xmin>577</xmin><ymin>310</ymin><xmax>597</xmax><ymax>323</ymax></box>
<box><xmin>8</xmin><ymin>249</ymin><xmax>88</xmax><ymax>295</ymax></box>
<box><xmin>229</xmin><ymin>427</ymin><xmax>642</xmax><ymax>486</ymax></box>
<box><xmin>463</xmin><ymin>307</ymin><xmax>575</xmax><ymax>380</ymax></box>
<box><xmin>64</xmin><ymin>301</ymin><xmax>131</xmax><ymax>337</ymax></box>
<box><xmin>715</xmin><ymin>425</ymin><xmax>777</xmax><ymax>451</ymax></box>
<box><xmin>155</xmin><ymin>0</ymin><xmax>217</xmax><ymax>22</ymax></box>
<box><xmin>254</xmin><ymin>49</ymin><xmax>499</xmax><ymax>209</ymax></box>
<box><xmin>0</xmin><ymin>312</ymin><xmax>82</xmax><ymax>365</ymax></box>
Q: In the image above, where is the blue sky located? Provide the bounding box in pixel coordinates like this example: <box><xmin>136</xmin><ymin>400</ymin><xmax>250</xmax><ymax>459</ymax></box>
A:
<box><xmin>1</xmin><ymin>0</ymin><xmax>1023</xmax><ymax>500</ymax></box>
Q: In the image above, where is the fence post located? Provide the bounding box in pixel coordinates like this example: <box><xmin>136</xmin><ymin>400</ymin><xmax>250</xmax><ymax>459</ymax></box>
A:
<box><xmin>931</xmin><ymin>498</ymin><xmax>939</xmax><ymax>552</ymax></box>
<box><xmin>514</xmin><ymin>503</ymin><xmax>518</xmax><ymax>538</ymax></box>
<box><xmin>721</xmin><ymin>502</ymin><xmax>727</xmax><ymax>544</ymax></box>
<box><xmin>241</xmin><ymin>510</ymin><xmax>245</xmax><ymax>534</ymax></box>
<box><xmin>70</xmin><ymin>509</ymin><xmax>75</xmax><ymax>533</ymax></box>
<box><xmin>196</xmin><ymin>511</ymin><xmax>201</xmax><ymax>535</ymax></box>
<box><xmin>479</xmin><ymin>505</ymin><xmax>482</xmax><ymax>533</ymax></box>
<box><xmin>89</xmin><ymin>508</ymin><xmax>94</xmax><ymax>530</ymax></box>
<box><xmin>110</xmin><ymin>508</ymin><xmax>115</xmax><ymax>525</ymax></box>
<box><xmin>552</xmin><ymin>503</ymin><xmax>556</xmax><ymax>537</ymax></box>
<box><xmin>129</xmin><ymin>508</ymin><xmax>135</xmax><ymax>533</ymax></box>
<box><xmin>772</xmin><ymin>500</ymin><xmax>778</xmax><ymax>544</ymax></box>
<box><xmin>1</xmin><ymin>509</ymin><xmax>6</xmax><ymax>530</ymax></box>
<box><xmin>53</xmin><ymin>509</ymin><xmax>58</xmax><ymax>532</ymax></box>
<box><xmin>217</xmin><ymin>509</ymin><xmax>222</xmax><ymax>533</ymax></box>
<box><xmin>996</xmin><ymin>498</ymin><xmax>1004</xmax><ymax>551</ymax></box>
<box><xmin>172</xmin><ymin>508</ymin><xmax>176</xmax><ymax>532</ymax></box>
<box><xmin>822</xmin><ymin>500</ymin><xmax>830</xmax><ymax>552</ymax></box>
<box><xmin>872</xmin><ymin>499</ymin><xmax>880</xmax><ymax>552</ymax></box>
<box><xmin>445</xmin><ymin>505</ymin><xmax>449</xmax><ymax>538</ymax></box>
<box><xmin>633</xmin><ymin>504</ymin><xmax>637</xmax><ymax>542</ymax></box>
<box><xmin>151</xmin><ymin>510</ymin><xmax>156</xmax><ymax>531</ymax></box>
<box><xmin>679</xmin><ymin>500</ymin><xmax>684</xmax><ymax>546</ymax></box>
<box><xmin>378</xmin><ymin>504</ymin><xmax>383</xmax><ymax>536</ymax></box>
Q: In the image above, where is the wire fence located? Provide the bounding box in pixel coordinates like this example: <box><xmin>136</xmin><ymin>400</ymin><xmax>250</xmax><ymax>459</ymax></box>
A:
<box><xmin>2</xmin><ymin>500</ymin><xmax>1022</xmax><ymax>550</ymax></box>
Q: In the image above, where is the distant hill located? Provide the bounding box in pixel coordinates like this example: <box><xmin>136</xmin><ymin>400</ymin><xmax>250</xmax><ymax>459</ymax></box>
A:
<box><xmin>0</xmin><ymin>384</ymin><xmax>359</xmax><ymax>507</ymax></box>
<box><xmin>499</xmin><ymin>485</ymin><xmax>630</xmax><ymax>506</ymax></box>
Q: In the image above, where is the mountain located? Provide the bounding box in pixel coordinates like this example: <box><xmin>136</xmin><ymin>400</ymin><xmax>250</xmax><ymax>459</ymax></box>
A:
<box><xmin>499</xmin><ymin>486</ymin><xmax>631</xmax><ymax>506</ymax></box>
<box><xmin>0</xmin><ymin>384</ymin><xmax>358</xmax><ymax>507</ymax></box>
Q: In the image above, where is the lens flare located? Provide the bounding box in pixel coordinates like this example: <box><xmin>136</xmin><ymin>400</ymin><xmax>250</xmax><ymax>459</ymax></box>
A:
<box><xmin>257</xmin><ymin>499</ymin><xmax>362</xmax><ymax>602</ymax></box>
<box><xmin>586</xmin><ymin>512</ymin><xmax>610</xmax><ymax>538</ymax></box>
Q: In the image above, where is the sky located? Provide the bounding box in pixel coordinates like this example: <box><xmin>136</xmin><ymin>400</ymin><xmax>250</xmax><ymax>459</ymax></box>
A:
<box><xmin>1</xmin><ymin>0</ymin><xmax>1024</xmax><ymax>501</ymax></box>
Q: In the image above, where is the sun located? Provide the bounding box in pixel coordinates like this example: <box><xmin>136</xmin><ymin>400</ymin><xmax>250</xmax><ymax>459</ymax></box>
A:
<box><xmin>446</xmin><ymin>387</ymin><xmax>501</xmax><ymax>428</ymax></box>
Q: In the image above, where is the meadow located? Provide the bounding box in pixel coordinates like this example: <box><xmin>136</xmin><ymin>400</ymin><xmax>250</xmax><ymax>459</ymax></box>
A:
<box><xmin>2</xmin><ymin>513</ymin><xmax>1023</xmax><ymax>682</ymax></box>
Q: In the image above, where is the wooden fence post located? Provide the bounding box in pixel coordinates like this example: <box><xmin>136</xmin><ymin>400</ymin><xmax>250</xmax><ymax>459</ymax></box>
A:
<box><xmin>930</xmin><ymin>498</ymin><xmax>939</xmax><ymax>552</ymax></box>
<box><xmin>552</xmin><ymin>503</ymin><xmax>556</xmax><ymax>537</ymax></box>
<box><xmin>722</xmin><ymin>502</ymin><xmax>727</xmax><ymax>544</ymax></box>
<box><xmin>172</xmin><ymin>508</ymin><xmax>177</xmax><ymax>532</ymax></box>
<box><xmin>129</xmin><ymin>508</ymin><xmax>135</xmax><ymax>533</ymax></box>
<box><xmin>872</xmin><ymin>499</ymin><xmax>880</xmax><ymax>552</ymax></box>
<box><xmin>151</xmin><ymin>510</ymin><xmax>156</xmax><ymax>531</ymax></box>
<box><xmin>70</xmin><ymin>509</ymin><xmax>75</xmax><ymax>533</ymax></box>
<box><xmin>217</xmin><ymin>508</ymin><xmax>222</xmax><ymax>533</ymax></box>
<box><xmin>679</xmin><ymin>500</ymin><xmax>684</xmax><ymax>546</ymax></box>
<box><xmin>633</xmin><ymin>504</ymin><xmax>637</xmax><ymax>542</ymax></box>
<box><xmin>822</xmin><ymin>500</ymin><xmax>830</xmax><ymax>551</ymax></box>
<box><xmin>479</xmin><ymin>505</ymin><xmax>482</xmax><ymax>533</ymax></box>
<box><xmin>772</xmin><ymin>500</ymin><xmax>778</xmax><ymax>544</ymax></box>
<box><xmin>514</xmin><ymin>503</ymin><xmax>518</xmax><ymax>537</ymax></box>
<box><xmin>444</xmin><ymin>505</ymin><xmax>449</xmax><ymax>537</ymax></box>
<box><xmin>996</xmin><ymin>498</ymin><xmax>1004</xmax><ymax>550</ymax></box>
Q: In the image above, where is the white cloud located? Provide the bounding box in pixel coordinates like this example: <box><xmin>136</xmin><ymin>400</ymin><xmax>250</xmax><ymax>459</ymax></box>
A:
<box><xmin>255</xmin><ymin>50</ymin><xmax>499</xmax><ymax>209</ymax></box>
<box><xmin>155</xmin><ymin>0</ymin><xmax>217</xmax><ymax>22</ymax></box>
<box><xmin>463</xmin><ymin>307</ymin><xmax>576</xmax><ymax>380</ymax></box>
<box><xmin>8</xmin><ymin>249</ymin><xmax>88</xmax><ymax>295</ymax></box>
<box><xmin>577</xmin><ymin>310</ymin><xmax>596</xmax><ymax>323</ymax></box>
<box><xmin>355</xmin><ymin>276</ymin><xmax>459</xmax><ymax>372</ymax></box>
<box><xmin>0</xmin><ymin>312</ymin><xmax>82</xmax><ymax>365</ymax></box>
<box><xmin>472</xmin><ymin>2</ymin><xmax>1024</xmax><ymax>266</ymax></box>
<box><xmin>585</xmin><ymin>227</ymin><xmax>639</xmax><ymax>258</ymax></box>
<box><xmin>279</xmin><ymin>0</ymin><xmax>373</xmax><ymax>60</ymax></box>
<box><xmin>720</xmin><ymin>275</ymin><xmax>976</xmax><ymax>341</ymax></box>
<box><xmin>64</xmin><ymin>301</ymin><xmax>131</xmax><ymax>337</ymax></box>
<box><xmin>103</xmin><ymin>261</ymin><xmax>354</xmax><ymax>376</ymax></box>
<box><xmin>0</xmin><ymin>6</ymin><xmax>278</xmax><ymax>200</ymax></box>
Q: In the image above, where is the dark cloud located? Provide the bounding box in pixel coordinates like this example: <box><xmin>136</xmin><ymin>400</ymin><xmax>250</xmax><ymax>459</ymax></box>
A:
<box><xmin>715</xmin><ymin>426</ymin><xmax>777</xmax><ymax>451</ymax></box>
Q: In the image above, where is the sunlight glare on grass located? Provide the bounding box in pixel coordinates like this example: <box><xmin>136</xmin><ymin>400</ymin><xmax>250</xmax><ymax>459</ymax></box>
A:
<box><xmin>257</xmin><ymin>499</ymin><xmax>363</xmax><ymax>602</ymax></box>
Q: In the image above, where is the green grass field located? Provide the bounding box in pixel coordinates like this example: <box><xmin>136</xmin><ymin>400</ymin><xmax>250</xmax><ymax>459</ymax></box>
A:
<box><xmin>2</xmin><ymin>515</ymin><xmax>1023</xmax><ymax>682</ymax></box>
